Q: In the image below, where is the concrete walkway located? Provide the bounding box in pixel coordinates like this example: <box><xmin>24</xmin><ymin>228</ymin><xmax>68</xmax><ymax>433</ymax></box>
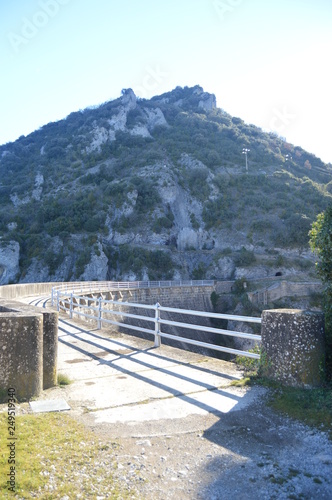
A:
<box><xmin>25</xmin><ymin>295</ymin><xmax>262</xmax><ymax>436</ymax></box>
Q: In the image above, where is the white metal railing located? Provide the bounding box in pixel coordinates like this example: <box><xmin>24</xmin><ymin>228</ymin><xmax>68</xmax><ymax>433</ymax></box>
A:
<box><xmin>54</xmin><ymin>288</ymin><xmax>261</xmax><ymax>359</ymax></box>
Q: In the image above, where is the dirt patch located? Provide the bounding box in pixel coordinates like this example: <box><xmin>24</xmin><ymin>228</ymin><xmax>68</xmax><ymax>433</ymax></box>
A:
<box><xmin>75</xmin><ymin>394</ymin><xmax>332</xmax><ymax>499</ymax></box>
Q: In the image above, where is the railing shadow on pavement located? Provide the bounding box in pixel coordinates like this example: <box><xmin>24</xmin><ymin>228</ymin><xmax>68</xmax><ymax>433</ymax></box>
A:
<box><xmin>57</xmin><ymin>318</ymin><xmax>247</xmax><ymax>416</ymax></box>
<box><xmin>59</xmin><ymin>318</ymin><xmax>239</xmax><ymax>382</ymax></box>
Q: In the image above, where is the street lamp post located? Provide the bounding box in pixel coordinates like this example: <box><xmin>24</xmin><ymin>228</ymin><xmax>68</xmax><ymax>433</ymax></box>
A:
<box><xmin>242</xmin><ymin>148</ymin><xmax>250</xmax><ymax>173</ymax></box>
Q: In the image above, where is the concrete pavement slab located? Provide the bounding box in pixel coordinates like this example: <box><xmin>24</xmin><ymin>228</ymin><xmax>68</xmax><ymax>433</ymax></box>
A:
<box><xmin>92</xmin><ymin>385</ymin><xmax>266</xmax><ymax>424</ymax></box>
<box><xmin>29</xmin><ymin>399</ymin><xmax>71</xmax><ymax>413</ymax></box>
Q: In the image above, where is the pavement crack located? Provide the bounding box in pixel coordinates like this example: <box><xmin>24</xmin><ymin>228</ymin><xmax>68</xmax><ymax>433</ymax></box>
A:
<box><xmin>83</xmin><ymin>382</ymin><xmax>240</xmax><ymax>413</ymax></box>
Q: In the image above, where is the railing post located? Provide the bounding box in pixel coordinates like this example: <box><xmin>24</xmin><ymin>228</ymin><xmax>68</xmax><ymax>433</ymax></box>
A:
<box><xmin>57</xmin><ymin>291</ymin><xmax>60</xmax><ymax>312</ymax></box>
<box><xmin>97</xmin><ymin>297</ymin><xmax>102</xmax><ymax>330</ymax></box>
<box><xmin>154</xmin><ymin>302</ymin><xmax>161</xmax><ymax>348</ymax></box>
<box><xmin>69</xmin><ymin>293</ymin><xmax>73</xmax><ymax>319</ymax></box>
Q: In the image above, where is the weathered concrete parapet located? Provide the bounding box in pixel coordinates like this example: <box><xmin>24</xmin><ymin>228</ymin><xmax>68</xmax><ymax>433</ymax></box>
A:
<box><xmin>0</xmin><ymin>299</ymin><xmax>58</xmax><ymax>399</ymax></box>
<box><xmin>261</xmin><ymin>309</ymin><xmax>325</xmax><ymax>387</ymax></box>
<box><xmin>41</xmin><ymin>309</ymin><xmax>58</xmax><ymax>389</ymax></box>
<box><xmin>0</xmin><ymin>308</ymin><xmax>43</xmax><ymax>400</ymax></box>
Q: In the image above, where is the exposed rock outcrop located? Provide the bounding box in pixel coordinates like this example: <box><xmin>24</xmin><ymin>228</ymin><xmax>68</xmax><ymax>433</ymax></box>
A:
<box><xmin>0</xmin><ymin>241</ymin><xmax>20</xmax><ymax>285</ymax></box>
<box><xmin>80</xmin><ymin>243</ymin><xmax>108</xmax><ymax>281</ymax></box>
<box><xmin>121</xmin><ymin>88</ymin><xmax>137</xmax><ymax>110</ymax></box>
<box><xmin>20</xmin><ymin>257</ymin><xmax>51</xmax><ymax>283</ymax></box>
<box><xmin>192</xmin><ymin>85</ymin><xmax>217</xmax><ymax>110</ymax></box>
<box><xmin>216</xmin><ymin>257</ymin><xmax>236</xmax><ymax>280</ymax></box>
<box><xmin>10</xmin><ymin>173</ymin><xmax>44</xmax><ymax>206</ymax></box>
<box><xmin>198</xmin><ymin>93</ymin><xmax>217</xmax><ymax>110</ymax></box>
<box><xmin>143</xmin><ymin>107</ymin><xmax>168</xmax><ymax>130</ymax></box>
<box><xmin>86</xmin><ymin>89</ymin><xmax>168</xmax><ymax>149</ymax></box>
<box><xmin>86</xmin><ymin>126</ymin><xmax>113</xmax><ymax>153</ymax></box>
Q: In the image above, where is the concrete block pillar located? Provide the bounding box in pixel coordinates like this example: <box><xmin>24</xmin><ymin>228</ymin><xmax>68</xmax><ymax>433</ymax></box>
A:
<box><xmin>0</xmin><ymin>313</ymin><xmax>43</xmax><ymax>399</ymax></box>
<box><xmin>261</xmin><ymin>309</ymin><xmax>325</xmax><ymax>387</ymax></box>
<box><xmin>41</xmin><ymin>309</ymin><xmax>58</xmax><ymax>389</ymax></box>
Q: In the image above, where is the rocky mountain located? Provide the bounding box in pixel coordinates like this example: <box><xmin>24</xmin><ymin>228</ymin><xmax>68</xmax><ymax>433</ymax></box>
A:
<box><xmin>0</xmin><ymin>85</ymin><xmax>331</xmax><ymax>286</ymax></box>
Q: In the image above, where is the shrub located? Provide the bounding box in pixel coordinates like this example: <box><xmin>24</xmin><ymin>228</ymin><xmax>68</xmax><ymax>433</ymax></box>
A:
<box><xmin>309</xmin><ymin>204</ymin><xmax>332</xmax><ymax>380</ymax></box>
<box><xmin>233</xmin><ymin>247</ymin><xmax>256</xmax><ymax>266</ymax></box>
<box><xmin>191</xmin><ymin>262</ymin><xmax>207</xmax><ymax>279</ymax></box>
<box><xmin>153</xmin><ymin>216</ymin><xmax>173</xmax><ymax>233</ymax></box>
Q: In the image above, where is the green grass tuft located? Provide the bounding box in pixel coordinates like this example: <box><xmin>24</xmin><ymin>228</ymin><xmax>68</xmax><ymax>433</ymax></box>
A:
<box><xmin>57</xmin><ymin>373</ymin><xmax>72</xmax><ymax>386</ymax></box>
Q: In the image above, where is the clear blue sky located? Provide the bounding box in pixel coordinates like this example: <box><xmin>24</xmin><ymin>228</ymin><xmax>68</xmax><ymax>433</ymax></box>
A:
<box><xmin>1</xmin><ymin>0</ymin><xmax>331</xmax><ymax>163</ymax></box>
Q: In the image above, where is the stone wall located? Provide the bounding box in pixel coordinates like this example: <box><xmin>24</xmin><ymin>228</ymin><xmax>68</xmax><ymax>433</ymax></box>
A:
<box><xmin>123</xmin><ymin>285</ymin><xmax>215</xmax><ymax>310</ymax></box>
<box><xmin>248</xmin><ymin>281</ymin><xmax>323</xmax><ymax>306</ymax></box>
<box><xmin>215</xmin><ymin>281</ymin><xmax>235</xmax><ymax>294</ymax></box>
<box><xmin>0</xmin><ymin>299</ymin><xmax>58</xmax><ymax>400</ymax></box>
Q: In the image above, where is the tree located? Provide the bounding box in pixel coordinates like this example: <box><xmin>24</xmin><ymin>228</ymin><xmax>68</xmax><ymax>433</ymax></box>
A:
<box><xmin>309</xmin><ymin>204</ymin><xmax>332</xmax><ymax>380</ymax></box>
<box><xmin>309</xmin><ymin>205</ymin><xmax>332</xmax><ymax>287</ymax></box>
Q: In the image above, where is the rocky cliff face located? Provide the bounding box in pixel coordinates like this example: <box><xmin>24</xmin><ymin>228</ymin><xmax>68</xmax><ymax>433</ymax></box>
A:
<box><xmin>0</xmin><ymin>241</ymin><xmax>20</xmax><ymax>284</ymax></box>
<box><xmin>86</xmin><ymin>88</ymin><xmax>169</xmax><ymax>152</ymax></box>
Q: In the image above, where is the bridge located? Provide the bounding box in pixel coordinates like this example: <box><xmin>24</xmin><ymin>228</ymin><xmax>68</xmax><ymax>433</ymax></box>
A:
<box><xmin>0</xmin><ymin>280</ymin><xmax>325</xmax><ymax>401</ymax></box>
<box><xmin>28</xmin><ymin>293</ymin><xmax>259</xmax><ymax>426</ymax></box>
<box><xmin>2</xmin><ymin>280</ymin><xmax>265</xmax><ymax>441</ymax></box>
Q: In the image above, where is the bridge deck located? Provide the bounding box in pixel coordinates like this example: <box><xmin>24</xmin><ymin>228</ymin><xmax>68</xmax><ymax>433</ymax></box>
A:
<box><xmin>58</xmin><ymin>318</ymin><xmax>260</xmax><ymax>429</ymax></box>
<box><xmin>25</xmin><ymin>295</ymin><xmax>262</xmax><ymax>436</ymax></box>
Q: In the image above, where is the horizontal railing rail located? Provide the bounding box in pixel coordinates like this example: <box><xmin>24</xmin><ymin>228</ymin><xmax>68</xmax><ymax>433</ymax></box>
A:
<box><xmin>55</xmin><ymin>287</ymin><xmax>261</xmax><ymax>359</ymax></box>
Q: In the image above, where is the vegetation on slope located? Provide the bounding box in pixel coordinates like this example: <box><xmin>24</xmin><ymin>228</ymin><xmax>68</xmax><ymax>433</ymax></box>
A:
<box><xmin>0</xmin><ymin>85</ymin><xmax>331</xmax><ymax>282</ymax></box>
<box><xmin>310</xmin><ymin>204</ymin><xmax>332</xmax><ymax>380</ymax></box>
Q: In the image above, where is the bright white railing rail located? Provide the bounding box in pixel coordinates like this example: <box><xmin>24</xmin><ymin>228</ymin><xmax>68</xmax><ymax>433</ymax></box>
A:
<box><xmin>54</xmin><ymin>285</ymin><xmax>261</xmax><ymax>359</ymax></box>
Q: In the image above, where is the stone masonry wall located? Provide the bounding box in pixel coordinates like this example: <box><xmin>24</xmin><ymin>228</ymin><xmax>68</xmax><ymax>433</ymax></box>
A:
<box><xmin>248</xmin><ymin>281</ymin><xmax>323</xmax><ymax>306</ymax></box>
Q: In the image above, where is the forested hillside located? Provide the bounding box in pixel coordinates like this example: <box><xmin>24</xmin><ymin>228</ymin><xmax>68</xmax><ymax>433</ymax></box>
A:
<box><xmin>0</xmin><ymin>85</ymin><xmax>331</xmax><ymax>285</ymax></box>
